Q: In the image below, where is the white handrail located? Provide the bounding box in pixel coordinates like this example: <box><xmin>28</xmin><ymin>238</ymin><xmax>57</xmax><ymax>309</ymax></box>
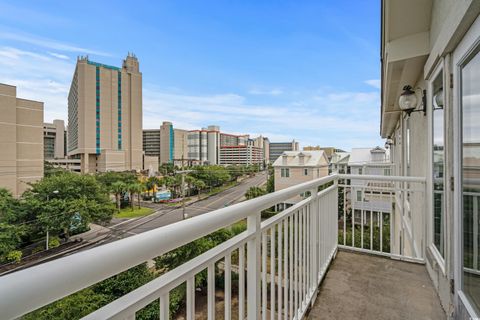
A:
<box><xmin>338</xmin><ymin>174</ymin><xmax>426</xmax><ymax>183</ymax></box>
<box><xmin>0</xmin><ymin>173</ymin><xmax>426</xmax><ymax>319</ymax></box>
<box><xmin>0</xmin><ymin>174</ymin><xmax>338</xmax><ymax>319</ymax></box>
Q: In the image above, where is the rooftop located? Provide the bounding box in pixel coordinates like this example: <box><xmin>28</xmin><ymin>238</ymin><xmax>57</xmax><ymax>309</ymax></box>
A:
<box><xmin>272</xmin><ymin>150</ymin><xmax>329</xmax><ymax>167</ymax></box>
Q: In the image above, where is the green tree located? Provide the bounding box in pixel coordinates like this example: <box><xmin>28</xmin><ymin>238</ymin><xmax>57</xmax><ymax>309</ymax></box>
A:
<box><xmin>44</xmin><ymin>161</ymin><xmax>67</xmax><ymax>177</ymax></box>
<box><xmin>0</xmin><ymin>222</ymin><xmax>26</xmax><ymax>262</ymax></box>
<box><xmin>159</xmin><ymin>163</ymin><xmax>175</xmax><ymax>176</ymax></box>
<box><xmin>126</xmin><ymin>183</ymin><xmax>144</xmax><ymax>210</ymax></box>
<box><xmin>145</xmin><ymin>176</ymin><xmax>160</xmax><ymax>197</ymax></box>
<box><xmin>266</xmin><ymin>165</ymin><xmax>275</xmax><ymax>193</ymax></box>
<box><xmin>110</xmin><ymin>181</ymin><xmax>127</xmax><ymax>211</ymax></box>
<box><xmin>191</xmin><ymin>166</ymin><xmax>231</xmax><ymax>190</ymax></box>
<box><xmin>23</xmin><ymin>288</ymin><xmax>110</xmax><ymax>320</ymax></box>
<box><xmin>96</xmin><ymin>171</ymin><xmax>137</xmax><ymax>190</ymax></box>
<box><xmin>25</xmin><ymin>172</ymin><xmax>115</xmax><ymax>241</ymax></box>
<box><xmin>193</xmin><ymin>179</ymin><xmax>207</xmax><ymax>199</ymax></box>
<box><xmin>245</xmin><ymin>186</ymin><xmax>267</xmax><ymax>200</ymax></box>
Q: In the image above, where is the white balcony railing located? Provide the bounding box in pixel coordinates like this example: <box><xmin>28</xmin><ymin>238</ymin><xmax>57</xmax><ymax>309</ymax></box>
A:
<box><xmin>0</xmin><ymin>173</ymin><xmax>426</xmax><ymax>320</ymax></box>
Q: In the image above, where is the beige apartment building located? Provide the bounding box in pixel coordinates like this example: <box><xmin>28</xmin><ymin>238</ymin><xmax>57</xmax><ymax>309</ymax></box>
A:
<box><xmin>173</xmin><ymin>128</ymin><xmax>188</xmax><ymax>165</ymax></box>
<box><xmin>67</xmin><ymin>54</ymin><xmax>143</xmax><ymax>173</ymax></box>
<box><xmin>0</xmin><ymin>83</ymin><xmax>44</xmax><ymax>197</ymax></box>
<box><xmin>43</xmin><ymin>119</ymin><xmax>66</xmax><ymax>160</ymax></box>
<box><xmin>272</xmin><ymin>151</ymin><xmax>329</xmax><ymax>204</ymax></box>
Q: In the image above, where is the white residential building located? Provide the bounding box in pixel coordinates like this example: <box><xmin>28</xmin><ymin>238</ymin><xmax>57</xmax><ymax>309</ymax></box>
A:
<box><xmin>273</xmin><ymin>151</ymin><xmax>329</xmax><ymax>205</ymax></box>
<box><xmin>330</xmin><ymin>152</ymin><xmax>350</xmax><ymax>174</ymax></box>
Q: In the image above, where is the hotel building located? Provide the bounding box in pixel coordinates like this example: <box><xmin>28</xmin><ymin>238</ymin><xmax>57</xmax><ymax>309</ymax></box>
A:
<box><xmin>0</xmin><ymin>83</ymin><xmax>44</xmax><ymax>197</ymax></box>
<box><xmin>67</xmin><ymin>54</ymin><xmax>143</xmax><ymax>173</ymax></box>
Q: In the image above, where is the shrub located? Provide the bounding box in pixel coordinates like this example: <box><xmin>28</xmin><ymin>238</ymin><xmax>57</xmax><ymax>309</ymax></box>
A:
<box><xmin>6</xmin><ymin>250</ymin><xmax>22</xmax><ymax>263</ymax></box>
<box><xmin>48</xmin><ymin>236</ymin><xmax>61</xmax><ymax>249</ymax></box>
<box><xmin>32</xmin><ymin>246</ymin><xmax>44</xmax><ymax>254</ymax></box>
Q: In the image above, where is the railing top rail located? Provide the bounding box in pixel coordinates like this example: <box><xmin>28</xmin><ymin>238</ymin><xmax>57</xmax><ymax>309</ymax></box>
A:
<box><xmin>0</xmin><ymin>174</ymin><xmax>338</xmax><ymax>319</ymax></box>
<box><xmin>338</xmin><ymin>174</ymin><xmax>426</xmax><ymax>183</ymax></box>
<box><xmin>0</xmin><ymin>173</ymin><xmax>426</xmax><ymax>319</ymax></box>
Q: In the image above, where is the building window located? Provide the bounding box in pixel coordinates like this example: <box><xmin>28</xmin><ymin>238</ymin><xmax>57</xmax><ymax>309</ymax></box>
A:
<box><xmin>281</xmin><ymin>168</ymin><xmax>290</xmax><ymax>178</ymax></box>
<box><xmin>384</xmin><ymin>168</ymin><xmax>391</xmax><ymax>176</ymax></box>
<box><xmin>358</xmin><ymin>168</ymin><xmax>362</xmax><ymax>175</ymax></box>
<box><xmin>117</xmin><ymin>71</ymin><xmax>122</xmax><ymax>150</ymax></box>
<box><xmin>95</xmin><ymin>66</ymin><xmax>100</xmax><ymax>154</ymax></box>
<box><xmin>304</xmin><ymin>168</ymin><xmax>308</xmax><ymax>176</ymax></box>
<box><xmin>356</xmin><ymin>190</ymin><xmax>362</xmax><ymax>202</ymax></box>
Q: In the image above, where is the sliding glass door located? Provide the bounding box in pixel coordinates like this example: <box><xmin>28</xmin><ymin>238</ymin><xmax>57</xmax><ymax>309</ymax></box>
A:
<box><xmin>460</xmin><ymin>42</ymin><xmax>480</xmax><ymax>314</ymax></box>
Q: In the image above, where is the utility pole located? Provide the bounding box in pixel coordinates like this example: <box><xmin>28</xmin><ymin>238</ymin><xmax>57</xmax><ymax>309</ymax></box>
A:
<box><xmin>176</xmin><ymin>155</ymin><xmax>193</xmax><ymax>220</ymax></box>
<box><xmin>45</xmin><ymin>190</ymin><xmax>59</xmax><ymax>250</ymax></box>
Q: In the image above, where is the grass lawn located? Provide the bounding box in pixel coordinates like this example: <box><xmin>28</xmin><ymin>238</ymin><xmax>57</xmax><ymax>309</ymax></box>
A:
<box><xmin>114</xmin><ymin>207</ymin><xmax>154</xmax><ymax>219</ymax></box>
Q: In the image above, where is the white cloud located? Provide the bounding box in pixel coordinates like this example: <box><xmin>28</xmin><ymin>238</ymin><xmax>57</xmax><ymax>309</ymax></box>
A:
<box><xmin>364</xmin><ymin>79</ymin><xmax>381</xmax><ymax>89</ymax></box>
<box><xmin>248</xmin><ymin>87</ymin><xmax>283</xmax><ymax>96</ymax></box>
<box><xmin>48</xmin><ymin>52</ymin><xmax>69</xmax><ymax>60</ymax></box>
<box><xmin>0</xmin><ymin>42</ymin><xmax>383</xmax><ymax>151</ymax></box>
<box><xmin>0</xmin><ymin>31</ymin><xmax>111</xmax><ymax>56</ymax></box>
<box><xmin>0</xmin><ymin>47</ymin><xmax>74</xmax><ymax>122</ymax></box>
<box><xmin>143</xmin><ymin>85</ymin><xmax>383</xmax><ymax>149</ymax></box>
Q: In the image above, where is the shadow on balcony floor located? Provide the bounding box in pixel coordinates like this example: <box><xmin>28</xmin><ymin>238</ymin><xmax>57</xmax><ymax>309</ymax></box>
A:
<box><xmin>308</xmin><ymin>250</ymin><xmax>445</xmax><ymax>320</ymax></box>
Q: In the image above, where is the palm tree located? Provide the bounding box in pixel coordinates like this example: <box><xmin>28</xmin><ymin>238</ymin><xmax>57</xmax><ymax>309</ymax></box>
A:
<box><xmin>126</xmin><ymin>183</ymin><xmax>142</xmax><ymax>210</ymax></box>
<box><xmin>145</xmin><ymin>176</ymin><xmax>161</xmax><ymax>197</ymax></box>
<box><xmin>193</xmin><ymin>179</ymin><xmax>207</xmax><ymax>200</ymax></box>
<box><xmin>110</xmin><ymin>181</ymin><xmax>127</xmax><ymax>211</ymax></box>
<box><xmin>163</xmin><ymin>176</ymin><xmax>176</xmax><ymax>198</ymax></box>
<box><xmin>135</xmin><ymin>183</ymin><xmax>145</xmax><ymax>209</ymax></box>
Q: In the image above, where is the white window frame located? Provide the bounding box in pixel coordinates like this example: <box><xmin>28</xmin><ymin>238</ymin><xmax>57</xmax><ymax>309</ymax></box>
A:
<box><xmin>453</xmin><ymin>14</ymin><xmax>480</xmax><ymax>319</ymax></box>
<box><xmin>427</xmin><ymin>58</ymin><xmax>447</xmax><ymax>274</ymax></box>
<box><xmin>356</xmin><ymin>190</ymin><xmax>362</xmax><ymax>202</ymax></box>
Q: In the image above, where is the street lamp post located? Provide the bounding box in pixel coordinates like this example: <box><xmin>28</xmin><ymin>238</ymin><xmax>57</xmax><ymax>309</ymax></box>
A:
<box><xmin>45</xmin><ymin>190</ymin><xmax>59</xmax><ymax>250</ymax></box>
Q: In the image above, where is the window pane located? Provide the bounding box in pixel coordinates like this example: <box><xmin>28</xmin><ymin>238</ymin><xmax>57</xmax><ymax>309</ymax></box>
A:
<box><xmin>432</xmin><ymin>69</ymin><xmax>445</xmax><ymax>257</ymax></box>
<box><xmin>462</xmin><ymin>47</ymin><xmax>480</xmax><ymax>312</ymax></box>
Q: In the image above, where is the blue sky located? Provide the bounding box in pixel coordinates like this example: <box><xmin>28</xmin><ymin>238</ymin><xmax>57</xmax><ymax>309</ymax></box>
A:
<box><xmin>0</xmin><ymin>0</ymin><xmax>383</xmax><ymax>150</ymax></box>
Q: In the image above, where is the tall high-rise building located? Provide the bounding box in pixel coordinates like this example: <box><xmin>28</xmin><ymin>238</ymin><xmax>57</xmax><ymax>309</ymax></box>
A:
<box><xmin>67</xmin><ymin>54</ymin><xmax>142</xmax><ymax>173</ymax></box>
<box><xmin>173</xmin><ymin>128</ymin><xmax>188</xmax><ymax>163</ymax></box>
<box><xmin>143</xmin><ymin>125</ymin><xmax>188</xmax><ymax>165</ymax></box>
<box><xmin>0</xmin><ymin>83</ymin><xmax>44</xmax><ymax>197</ymax></box>
<box><xmin>187</xmin><ymin>125</ymin><xmax>220</xmax><ymax>165</ymax></box>
<box><xmin>43</xmin><ymin>119</ymin><xmax>66</xmax><ymax>160</ymax></box>
<box><xmin>269</xmin><ymin>140</ymin><xmax>299</xmax><ymax>163</ymax></box>
<box><xmin>159</xmin><ymin>121</ymin><xmax>174</xmax><ymax>164</ymax></box>
<box><xmin>143</xmin><ymin>129</ymin><xmax>161</xmax><ymax>158</ymax></box>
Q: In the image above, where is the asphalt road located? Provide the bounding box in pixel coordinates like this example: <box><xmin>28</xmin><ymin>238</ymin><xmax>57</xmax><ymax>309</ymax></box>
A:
<box><xmin>94</xmin><ymin>172</ymin><xmax>267</xmax><ymax>245</ymax></box>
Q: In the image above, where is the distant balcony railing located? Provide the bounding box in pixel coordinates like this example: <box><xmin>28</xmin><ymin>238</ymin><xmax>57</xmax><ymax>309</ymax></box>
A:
<box><xmin>0</xmin><ymin>174</ymin><xmax>426</xmax><ymax>320</ymax></box>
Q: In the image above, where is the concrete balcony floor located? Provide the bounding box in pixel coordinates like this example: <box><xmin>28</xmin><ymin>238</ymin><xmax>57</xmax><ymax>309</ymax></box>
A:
<box><xmin>308</xmin><ymin>250</ymin><xmax>446</xmax><ymax>320</ymax></box>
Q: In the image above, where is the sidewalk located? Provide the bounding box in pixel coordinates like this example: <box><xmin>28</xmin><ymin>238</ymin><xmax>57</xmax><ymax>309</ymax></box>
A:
<box><xmin>71</xmin><ymin>223</ymin><xmax>111</xmax><ymax>242</ymax></box>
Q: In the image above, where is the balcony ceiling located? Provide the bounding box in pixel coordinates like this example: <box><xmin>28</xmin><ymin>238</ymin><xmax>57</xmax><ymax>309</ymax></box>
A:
<box><xmin>380</xmin><ymin>0</ymin><xmax>432</xmax><ymax>138</ymax></box>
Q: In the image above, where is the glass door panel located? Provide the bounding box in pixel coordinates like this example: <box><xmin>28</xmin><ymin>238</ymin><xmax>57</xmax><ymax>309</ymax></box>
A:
<box><xmin>462</xmin><ymin>46</ymin><xmax>480</xmax><ymax>312</ymax></box>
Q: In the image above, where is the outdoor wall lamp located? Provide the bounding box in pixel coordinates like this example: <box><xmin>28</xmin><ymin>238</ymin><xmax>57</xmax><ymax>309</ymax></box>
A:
<box><xmin>398</xmin><ymin>85</ymin><xmax>426</xmax><ymax>116</ymax></box>
<box><xmin>433</xmin><ymin>88</ymin><xmax>444</xmax><ymax>110</ymax></box>
<box><xmin>384</xmin><ymin>137</ymin><xmax>394</xmax><ymax>149</ymax></box>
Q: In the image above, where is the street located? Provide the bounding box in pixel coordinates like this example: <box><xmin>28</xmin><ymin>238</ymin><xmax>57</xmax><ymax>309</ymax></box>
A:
<box><xmin>91</xmin><ymin>171</ymin><xmax>267</xmax><ymax>246</ymax></box>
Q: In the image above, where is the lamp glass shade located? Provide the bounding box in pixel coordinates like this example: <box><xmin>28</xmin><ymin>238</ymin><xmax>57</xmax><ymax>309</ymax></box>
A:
<box><xmin>433</xmin><ymin>89</ymin><xmax>444</xmax><ymax>109</ymax></box>
<box><xmin>398</xmin><ymin>92</ymin><xmax>418</xmax><ymax>111</ymax></box>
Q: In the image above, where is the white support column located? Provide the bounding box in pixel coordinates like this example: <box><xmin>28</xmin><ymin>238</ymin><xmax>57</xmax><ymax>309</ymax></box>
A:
<box><xmin>309</xmin><ymin>188</ymin><xmax>319</xmax><ymax>296</ymax></box>
<box><xmin>247</xmin><ymin>212</ymin><xmax>261</xmax><ymax>320</ymax></box>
